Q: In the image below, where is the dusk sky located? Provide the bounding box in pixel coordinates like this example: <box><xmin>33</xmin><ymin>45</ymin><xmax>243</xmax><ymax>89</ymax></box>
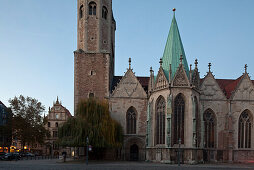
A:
<box><xmin>1</xmin><ymin>0</ymin><xmax>254</xmax><ymax>115</ymax></box>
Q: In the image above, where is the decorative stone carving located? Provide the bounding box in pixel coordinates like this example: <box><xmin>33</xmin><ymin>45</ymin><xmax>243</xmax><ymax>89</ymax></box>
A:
<box><xmin>192</xmin><ymin>69</ymin><xmax>200</xmax><ymax>89</ymax></box>
<box><xmin>233</xmin><ymin>75</ymin><xmax>254</xmax><ymax>100</ymax></box>
<box><xmin>173</xmin><ymin>66</ymin><xmax>189</xmax><ymax>86</ymax></box>
<box><xmin>200</xmin><ymin>73</ymin><xmax>226</xmax><ymax>100</ymax></box>
<box><xmin>111</xmin><ymin>69</ymin><xmax>147</xmax><ymax>98</ymax></box>
<box><xmin>154</xmin><ymin>68</ymin><xmax>168</xmax><ymax>90</ymax></box>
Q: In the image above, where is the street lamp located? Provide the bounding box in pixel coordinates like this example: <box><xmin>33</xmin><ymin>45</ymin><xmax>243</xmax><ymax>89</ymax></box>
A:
<box><xmin>178</xmin><ymin>138</ymin><xmax>181</xmax><ymax>166</ymax></box>
<box><xmin>86</xmin><ymin>136</ymin><xmax>89</xmax><ymax>165</ymax></box>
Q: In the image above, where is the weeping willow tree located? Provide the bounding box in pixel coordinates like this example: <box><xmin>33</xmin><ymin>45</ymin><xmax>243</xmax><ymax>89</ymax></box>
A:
<box><xmin>58</xmin><ymin>99</ymin><xmax>123</xmax><ymax>151</ymax></box>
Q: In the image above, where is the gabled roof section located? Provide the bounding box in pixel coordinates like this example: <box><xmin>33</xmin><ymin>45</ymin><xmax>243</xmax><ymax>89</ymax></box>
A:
<box><xmin>162</xmin><ymin>11</ymin><xmax>189</xmax><ymax>81</ymax></box>
<box><xmin>154</xmin><ymin>67</ymin><xmax>169</xmax><ymax>90</ymax></box>
<box><xmin>216</xmin><ymin>76</ymin><xmax>243</xmax><ymax>99</ymax></box>
<box><xmin>200</xmin><ymin>72</ymin><xmax>227</xmax><ymax>100</ymax></box>
<box><xmin>172</xmin><ymin>64</ymin><xmax>190</xmax><ymax>87</ymax></box>
<box><xmin>112</xmin><ymin>76</ymin><xmax>149</xmax><ymax>93</ymax></box>
<box><xmin>230</xmin><ymin>73</ymin><xmax>254</xmax><ymax>100</ymax></box>
<box><xmin>111</xmin><ymin>69</ymin><xmax>147</xmax><ymax>98</ymax></box>
<box><xmin>200</xmin><ymin>74</ymin><xmax>249</xmax><ymax>99</ymax></box>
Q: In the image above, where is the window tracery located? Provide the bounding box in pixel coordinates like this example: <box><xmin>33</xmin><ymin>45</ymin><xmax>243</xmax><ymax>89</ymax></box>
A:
<box><xmin>156</xmin><ymin>96</ymin><xmax>165</xmax><ymax>144</ymax></box>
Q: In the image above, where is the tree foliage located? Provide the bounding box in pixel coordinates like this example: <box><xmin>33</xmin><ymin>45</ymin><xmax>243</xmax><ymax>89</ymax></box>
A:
<box><xmin>58</xmin><ymin>99</ymin><xmax>123</xmax><ymax>149</ymax></box>
<box><xmin>9</xmin><ymin>95</ymin><xmax>48</xmax><ymax>147</ymax></box>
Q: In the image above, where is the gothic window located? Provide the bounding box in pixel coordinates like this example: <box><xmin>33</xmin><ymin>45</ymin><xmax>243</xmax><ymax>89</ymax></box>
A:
<box><xmin>173</xmin><ymin>94</ymin><xmax>185</xmax><ymax>144</ymax></box>
<box><xmin>89</xmin><ymin>2</ymin><xmax>97</xmax><ymax>16</ymax></box>
<box><xmin>80</xmin><ymin>5</ymin><xmax>84</xmax><ymax>19</ymax></box>
<box><xmin>55</xmin><ymin>122</ymin><xmax>58</xmax><ymax>128</ymax></box>
<box><xmin>102</xmin><ymin>6</ymin><xmax>108</xmax><ymax>20</ymax></box>
<box><xmin>126</xmin><ymin>107</ymin><xmax>136</xmax><ymax>134</ymax></box>
<box><xmin>238</xmin><ymin>110</ymin><xmax>252</xmax><ymax>148</ymax></box>
<box><xmin>156</xmin><ymin>96</ymin><xmax>166</xmax><ymax>144</ymax></box>
<box><xmin>48</xmin><ymin>122</ymin><xmax>50</xmax><ymax>128</ymax></box>
<box><xmin>204</xmin><ymin>109</ymin><xmax>216</xmax><ymax>148</ymax></box>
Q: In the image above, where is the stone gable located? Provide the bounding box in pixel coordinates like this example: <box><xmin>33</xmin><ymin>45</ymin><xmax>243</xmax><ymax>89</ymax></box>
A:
<box><xmin>231</xmin><ymin>74</ymin><xmax>254</xmax><ymax>100</ymax></box>
<box><xmin>154</xmin><ymin>68</ymin><xmax>169</xmax><ymax>90</ymax></box>
<box><xmin>200</xmin><ymin>73</ymin><xmax>226</xmax><ymax>100</ymax></box>
<box><xmin>111</xmin><ymin>69</ymin><xmax>147</xmax><ymax>98</ymax></box>
<box><xmin>172</xmin><ymin>64</ymin><xmax>190</xmax><ymax>87</ymax></box>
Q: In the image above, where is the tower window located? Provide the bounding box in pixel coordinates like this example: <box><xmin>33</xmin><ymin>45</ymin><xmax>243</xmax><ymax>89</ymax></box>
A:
<box><xmin>48</xmin><ymin>122</ymin><xmax>50</xmax><ymax>127</ymax></box>
<box><xmin>80</xmin><ymin>5</ymin><xmax>84</xmax><ymax>19</ymax></box>
<box><xmin>89</xmin><ymin>2</ymin><xmax>97</xmax><ymax>16</ymax></box>
<box><xmin>102</xmin><ymin>6</ymin><xmax>108</xmax><ymax>20</ymax></box>
<box><xmin>55</xmin><ymin>122</ymin><xmax>58</xmax><ymax>128</ymax></box>
<box><xmin>89</xmin><ymin>93</ymin><xmax>94</xmax><ymax>98</ymax></box>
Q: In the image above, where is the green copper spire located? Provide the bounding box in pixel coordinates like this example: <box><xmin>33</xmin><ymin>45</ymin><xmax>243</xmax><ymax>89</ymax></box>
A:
<box><xmin>162</xmin><ymin>9</ymin><xmax>189</xmax><ymax>81</ymax></box>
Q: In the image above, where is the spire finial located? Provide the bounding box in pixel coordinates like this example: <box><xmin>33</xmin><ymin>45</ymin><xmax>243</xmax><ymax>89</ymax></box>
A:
<box><xmin>56</xmin><ymin>96</ymin><xmax>59</xmax><ymax>104</ymax></box>
<box><xmin>208</xmin><ymin>63</ymin><xmax>212</xmax><ymax>72</ymax></box>
<box><xmin>128</xmin><ymin>58</ymin><xmax>131</xmax><ymax>69</ymax></box>
<box><xmin>180</xmin><ymin>55</ymin><xmax>183</xmax><ymax>64</ymax></box>
<box><xmin>245</xmin><ymin>64</ymin><xmax>248</xmax><ymax>73</ymax></box>
<box><xmin>195</xmin><ymin>59</ymin><xmax>198</xmax><ymax>69</ymax></box>
<box><xmin>159</xmin><ymin>58</ymin><xmax>163</xmax><ymax>67</ymax></box>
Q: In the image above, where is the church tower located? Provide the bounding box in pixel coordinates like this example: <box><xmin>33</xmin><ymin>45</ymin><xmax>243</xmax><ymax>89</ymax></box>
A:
<box><xmin>74</xmin><ymin>0</ymin><xmax>116</xmax><ymax>113</ymax></box>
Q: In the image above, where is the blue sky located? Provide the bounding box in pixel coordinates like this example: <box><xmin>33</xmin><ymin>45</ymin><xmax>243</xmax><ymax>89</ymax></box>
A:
<box><xmin>1</xmin><ymin>0</ymin><xmax>254</xmax><ymax>115</ymax></box>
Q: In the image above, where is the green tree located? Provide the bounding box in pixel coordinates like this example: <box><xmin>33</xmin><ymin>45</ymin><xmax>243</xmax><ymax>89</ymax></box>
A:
<box><xmin>9</xmin><ymin>95</ymin><xmax>48</xmax><ymax>149</ymax></box>
<box><xmin>58</xmin><ymin>99</ymin><xmax>123</xmax><ymax>158</ymax></box>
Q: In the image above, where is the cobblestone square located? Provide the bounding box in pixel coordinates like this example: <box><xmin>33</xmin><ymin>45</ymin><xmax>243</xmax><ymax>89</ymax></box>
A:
<box><xmin>1</xmin><ymin>159</ymin><xmax>254</xmax><ymax>170</ymax></box>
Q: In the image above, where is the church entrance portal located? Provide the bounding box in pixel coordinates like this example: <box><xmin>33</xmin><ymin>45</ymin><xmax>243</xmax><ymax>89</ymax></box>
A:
<box><xmin>130</xmin><ymin>144</ymin><xmax>139</xmax><ymax>161</ymax></box>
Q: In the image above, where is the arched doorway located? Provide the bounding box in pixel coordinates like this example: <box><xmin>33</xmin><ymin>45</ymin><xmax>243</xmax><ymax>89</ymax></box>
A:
<box><xmin>130</xmin><ymin>144</ymin><xmax>139</xmax><ymax>161</ymax></box>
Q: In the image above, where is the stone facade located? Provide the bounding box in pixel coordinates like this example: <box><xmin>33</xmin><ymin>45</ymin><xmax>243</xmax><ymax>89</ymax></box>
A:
<box><xmin>44</xmin><ymin>97</ymin><xmax>72</xmax><ymax>156</ymax></box>
<box><xmin>74</xmin><ymin>0</ymin><xmax>254</xmax><ymax>163</ymax></box>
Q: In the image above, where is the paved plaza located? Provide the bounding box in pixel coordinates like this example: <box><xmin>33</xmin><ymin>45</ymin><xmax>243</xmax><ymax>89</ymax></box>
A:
<box><xmin>0</xmin><ymin>159</ymin><xmax>254</xmax><ymax>170</ymax></box>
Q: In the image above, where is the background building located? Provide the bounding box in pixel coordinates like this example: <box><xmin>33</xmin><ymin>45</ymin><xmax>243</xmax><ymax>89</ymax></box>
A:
<box><xmin>0</xmin><ymin>101</ymin><xmax>11</xmax><ymax>152</ymax></box>
<box><xmin>45</xmin><ymin>97</ymin><xmax>72</xmax><ymax>156</ymax></box>
<box><xmin>75</xmin><ymin>0</ymin><xmax>254</xmax><ymax>163</ymax></box>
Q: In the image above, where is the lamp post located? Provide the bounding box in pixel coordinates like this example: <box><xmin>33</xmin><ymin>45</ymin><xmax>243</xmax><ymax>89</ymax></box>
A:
<box><xmin>86</xmin><ymin>136</ymin><xmax>89</xmax><ymax>165</ymax></box>
<box><xmin>178</xmin><ymin>138</ymin><xmax>181</xmax><ymax>166</ymax></box>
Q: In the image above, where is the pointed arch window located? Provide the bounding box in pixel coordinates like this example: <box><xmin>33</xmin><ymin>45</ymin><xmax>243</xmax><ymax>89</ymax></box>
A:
<box><xmin>173</xmin><ymin>94</ymin><xmax>185</xmax><ymax>144</ymax></box>
<box><xmin>238</xmin><ymin>110</ymin><xmax>252</xmax><ymax>148</ymax></box>
<box><xmin>204</xmin><ymin>109</ymin><xmax>216</xmax><ymax>148</ymax></box>
<box><xmin>89</xmin><ymin>2</ymin><xmax>97</xmax><ymax>16</ymax></box>
<box><xmin>102</xmin><ymin>6</ymin><xmax>108</xmax><ymax>20</ymax></box>
<box><xmin>126</xmin><ymin>107</ymin><xmax>136</xmax><ymax>134</ymax></box>
<box><xmin>80</xmin><ymin>5</ymin><xmax>84</xmax><ymax>19</ymax></box>
<box><xmin>156</xmin><ymin>96</ymin><xmax>166</xmax><ymax>144</ymax></box>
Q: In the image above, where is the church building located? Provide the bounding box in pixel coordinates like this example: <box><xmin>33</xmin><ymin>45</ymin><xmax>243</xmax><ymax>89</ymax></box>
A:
<box><xmin>74</xmin><ymin>0</ymin><xmax>254</xmax><ymax>163</ymax></box>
